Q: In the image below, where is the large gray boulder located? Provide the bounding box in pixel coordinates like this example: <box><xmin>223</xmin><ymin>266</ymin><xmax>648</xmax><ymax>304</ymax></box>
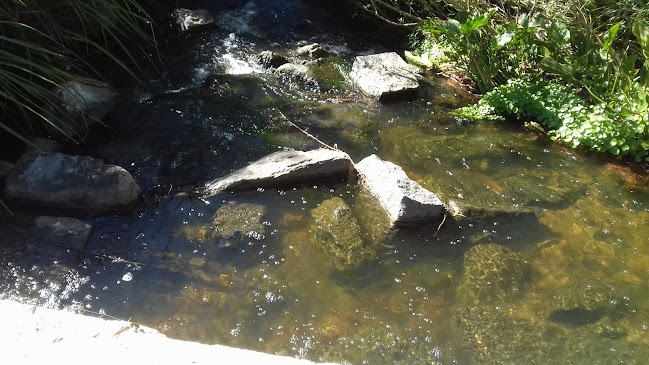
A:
<box><xmin>349</xmin><ymin>52</ymin><xmax>420</xmax><ymax>101</ymax></box>
<box><xmin>205</xmin><ymin>149</ymin><xmax>353</xmax><ymax>195</ymax></box>
<box><xmin>174</xmin><ymin>8</ymin><xmax>215</xmax><ymax>32</ymax></box>
<box><xmin>4</xmin><ymin>153</ymin><xmax>140</xmax><ymax>213</ymax></box>
<box><xmin>31</xmin><ymin>216</ymin><xmax>92</xmax><ymax>250</ymax></box>
<box><xmin>355</xmin><ymin>154</ymin><xmax>444</xmax><ymax>225</ymax></box>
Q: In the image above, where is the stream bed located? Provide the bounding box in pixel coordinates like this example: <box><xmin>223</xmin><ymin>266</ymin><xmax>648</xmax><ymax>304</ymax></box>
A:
<box><xmin>2</xmin><ymin>1</ymin><xmax>649</xmax><ymax>364</ymax></box>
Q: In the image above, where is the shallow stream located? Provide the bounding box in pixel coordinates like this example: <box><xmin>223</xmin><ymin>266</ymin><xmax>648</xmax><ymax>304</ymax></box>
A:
<box><xmin>3</xmin><ymin>1</ymin><xmax>649</xmax><ymax>364</ymax></box>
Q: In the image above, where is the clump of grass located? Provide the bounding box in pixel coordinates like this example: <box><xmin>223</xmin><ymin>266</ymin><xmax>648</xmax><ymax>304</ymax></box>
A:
<box><xmin>0</xmin><ymin>0</ymin><xmax>157</xmax><ymax>144</ymax></box>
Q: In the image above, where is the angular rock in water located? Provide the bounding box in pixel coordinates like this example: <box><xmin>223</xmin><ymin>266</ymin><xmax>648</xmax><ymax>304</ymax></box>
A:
<box><xmin>349</xmin><ymin>52</ymin><xmax>420</xmax><ymax>101</ymax></box>
<box><xmin>31</xmin><ymin>216</ymin><xmax>92</xmax><ymax>250</ymax></box>
<box><xmin>355</xmin><ymin>154</ymin><xmax>444</xmax><ymax>225</ymax></box>
<box><xmin>4</xmin><ymin>152</ymin><xmax>140</xmax><ymax>213</ymax></box>
<box><xmin>174</xmin><ymin>8</ymin><xmax>215</xmax><ymax>32</ymax></box>
<box><xmin>456</xmin><ymin>243</ymin><xmax>527</xmax><ymax>307</ymax></box>
<box><xmin>204</xmin><ymin>149</ymin><xmax>353</xmax><ymax>195</ymax></box>
<box><xmin>296</xmin><ymin>43</ymin><xmax>329</xmax><ymax>59</ymax></box>
<box><xmin>310</xmin><ymin>197</ymin><xmax>374</xmax><ymax>271</ymax></box>
<box><xmin>256</xmin><ymin>50</ymin><xmax>289</xmax><ymax>69</ymax></box>
<box><xmin>275</xmin><ymin>63</ymin><xmax>316</xmax><ymax>85</ymax></box>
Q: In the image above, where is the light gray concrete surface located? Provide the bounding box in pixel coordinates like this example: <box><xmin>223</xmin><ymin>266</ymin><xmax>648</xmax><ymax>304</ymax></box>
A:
<box><xmin>1</xmin><ymin>300</ymin><xmax>336</xmax><ymax>365</ymax></box>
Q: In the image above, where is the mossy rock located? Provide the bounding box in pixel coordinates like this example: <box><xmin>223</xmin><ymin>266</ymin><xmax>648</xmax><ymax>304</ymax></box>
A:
<box><xmin>454</xmin><ymin>306</ymin><xmax>567</xmax><ymax>365</ymax></box>
<box><xmin>212</xmin><ymin>202</ymin><xmax>266</xmax><ymax>247</ymax></box>
<box><xmin>309</xmin><ymin>197</ymin><xmax>375</xmax><ymax>271</ymax></box>
<box><xmin>457</xmin><ymin>244</ymin><xmax>528</xmax><ymax>307</ymax></box>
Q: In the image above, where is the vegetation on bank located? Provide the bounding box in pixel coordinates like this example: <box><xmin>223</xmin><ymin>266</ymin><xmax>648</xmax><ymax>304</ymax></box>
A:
<box><xmin>0</xmin><ymin>0</ymin><xmax>156</xmax><ymax>145</ymax></box>
<box><xmin>350</xmin><ymin>0</ymin><xmax>649</xmax><ymax>161</ymax></box>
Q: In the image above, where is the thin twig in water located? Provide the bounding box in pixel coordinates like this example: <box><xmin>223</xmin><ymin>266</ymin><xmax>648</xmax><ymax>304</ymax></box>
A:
<box><xmin>262</xmin><ymin>88</ymin><xmax>338</xmax><ymax>151</ymax></box>
<box><xmin>435</xmin><ymin>212</ymin><xmax>447</xmax><ymax>235</ymax></box>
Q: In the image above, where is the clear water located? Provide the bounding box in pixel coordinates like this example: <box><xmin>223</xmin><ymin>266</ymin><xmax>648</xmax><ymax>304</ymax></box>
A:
<box><xmin>2</xmin><ymin>1</ymin><xmax>649</xmax><ymax>364</ymax></box>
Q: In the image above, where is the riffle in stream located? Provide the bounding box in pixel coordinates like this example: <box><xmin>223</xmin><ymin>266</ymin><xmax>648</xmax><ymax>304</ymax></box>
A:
<box><xmin>2</xmin><ymin>1</ymin><xmax>649</xmax><ymax>364</ymax></box>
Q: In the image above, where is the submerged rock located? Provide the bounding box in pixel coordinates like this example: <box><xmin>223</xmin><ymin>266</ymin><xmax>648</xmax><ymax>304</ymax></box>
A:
<box><xmin>309</xmin><ymin>197</ymin><xmax>374</xmax><ymax>271</ymax></box>
<box><xmin>456</xmin><ymin>243</ymin><xmax>528</xmax><ymax>307</ymax></box>
<box><xmin>31</xmin><ymin>216</ymin><xmax>92</xmax><ymax>250</ymax></box>
<box><xmin>349</xmin><ymin>52</ymin><xmax>420</xmax><ymax>101</ymax></box>
<box><xmin>211</xmin><ymin>202</ymin><xmax>266</xmax><ymax>248</ymax></box>
<box><xmin>4</xmin><ymin>152</ymin><xmax>140</xmax><ymax>213</ymax></box>
<box><xmin>174</xmin><ymin>8</ymin><xmax>215</xmax><ymax>32</ymax></box>
<box><xmin>454</xmin><ymin>307</ymin><xmax>567</xmax><ymax>365</ymax></box>
<box><xmin>204</xmin><ymin>149</ymin><xmax>353</xmax><ymax>195</ymax></box>
<box><xmin>547</xmin><ymin>279</ymin><xmax>623</xmax><ymax>327</ymax></box>
<box><xmin>355</xmin><ymin>154</ymin><xmax>444</xmax><ymax>225</ymax></box>
<box><xmin>256</xmin><ymin>50</ymin><xmax>289</xmax><ymax>69</ymax></box>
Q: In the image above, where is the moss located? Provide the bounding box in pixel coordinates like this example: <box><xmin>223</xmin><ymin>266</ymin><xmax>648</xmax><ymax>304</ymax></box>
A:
<box><xmin>457</xmin><ymin>243</ymin><xmax>528</xmax><ymax>307</ymax></box>
<box><xmin>309</xmin><ymin>197</ymin><xmax>375</xmax><ymax>271</ymax></box>
<box><xmin>454</xmin><ymin>307</ymin><xmax>567</xmax><ymax>365</ymax></box>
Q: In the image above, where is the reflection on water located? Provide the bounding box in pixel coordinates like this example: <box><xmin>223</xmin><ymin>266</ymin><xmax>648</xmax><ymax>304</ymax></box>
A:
<box><xmin>3</xmin><ymin>0</ymin><xmax>649</xmax><ymax>364</ymax></box>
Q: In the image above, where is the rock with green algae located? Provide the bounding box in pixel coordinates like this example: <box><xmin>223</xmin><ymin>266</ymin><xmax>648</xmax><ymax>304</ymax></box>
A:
<box><xmin>212</xmin><ymin>202</ymin><xmax>267</xmax><ymax>247</ymax></box>
<box><xmin>457</xmin><ymin>244</ymin><xmax>528</xmax><ymax>307</ymax></box>
<box><xmin>547</xmin><ymin>279</ymin><xmax>627</xmax><ymax>327</ymax></box>
<box><xmin>454</xmin><ymin>307</ymin><xmax>567</xmax><ymax>365</ymax></box>
<box><xmin>309</xmin><ymin>197</ymin><xmax>375</xmax><ymax>271</ymax></box>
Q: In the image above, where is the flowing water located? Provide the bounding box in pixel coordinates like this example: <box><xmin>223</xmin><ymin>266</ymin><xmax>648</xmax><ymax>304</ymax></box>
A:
<box><xmin>3</xmin><ymin>1</ymin><xmax>649</xmax><ymax>364</ymax></box>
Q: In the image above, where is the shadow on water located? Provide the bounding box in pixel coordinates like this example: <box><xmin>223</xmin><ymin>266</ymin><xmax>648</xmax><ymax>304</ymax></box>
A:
<box><xmin>3</xmin><ymin>0</ymin><xmax>649</xmax><ymax>364</ymax></box>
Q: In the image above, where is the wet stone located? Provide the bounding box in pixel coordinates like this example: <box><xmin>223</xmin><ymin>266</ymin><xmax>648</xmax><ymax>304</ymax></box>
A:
<box><xmin>309</xmin><ymin>197</ymin><xmax>375</xmax><ymax>271</ymax></box>
<box><xmin>296</xmin><ymin>43</ymin><xmax>329</xmax><ymax>59</ymax></box>
<box><xmin>457</xmin><ymin>243</ymin><xmax>528</xmax><ymax>307</ymax></box>
<box><xmin>255</xmin><ymin>50</ymin><xmax>289</xmax><ymax>69</ymax></box>
<box><xmin>31</xmin><ymin>216</ymin><xmax>92</xmax><ymax>251</ymax></box>
<box><xmin>275</xmin><ymin>63</ymin><xmax>316</xmax><ymax>85</ymax></box>
<box><xmin>55</xmin><ymin>78</ymin><xmax>117</xmax><ymax>136</ymax></box>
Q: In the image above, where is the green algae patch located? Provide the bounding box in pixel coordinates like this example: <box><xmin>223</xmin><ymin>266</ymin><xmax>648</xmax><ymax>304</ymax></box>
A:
<box><xmin>212</xmin><ymin>202</ymin><xmax>266</xmax><ymax>243</ymax></box>
<box><xmin>457</xmin><ymin>244</ymin><xmax>528</xmax><ymax>307</ymax></box>
<box><xmin>454</xmin><ymin>307</ymin><xmax>567</xmax><ymax>365</ymax></box>
<box><xmin>309</xmin><ymin>197</ymin><xmax>376</xmax><ymax>271</ymax></box>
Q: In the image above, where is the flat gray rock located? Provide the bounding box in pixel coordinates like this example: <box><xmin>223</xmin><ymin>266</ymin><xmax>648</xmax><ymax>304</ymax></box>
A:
<box><xmin>31</xmin><ymin>216</ymin><xmax>92</xmax><ymax>250</ymax></box>
<box><xmin>4</xmin><ymin>153</ymin><xmax>140</xmax><ymax>213</ymax></box>
<box><xmin>356</xmin><ymin>154</ymin><xmax>444</xmax><ymax>225</ymax></box>
<box><xmin>349</xmin><ymin>52</ymin><xmax>420</xmax><ymax>101</ymax></box>
<box><xmin>205</xmin><ymin>149</ymin><xmax>353</xmax><ymax>195</ymax></box>
<box><xmin>275</xmin><ymin>63</ymin><xmax>316</xmax><ymax>85</ymax></box>
<box><xmin>296</xmin><ymin>43</ymin><xmax>329</xmax><ymax>58</ymax></box>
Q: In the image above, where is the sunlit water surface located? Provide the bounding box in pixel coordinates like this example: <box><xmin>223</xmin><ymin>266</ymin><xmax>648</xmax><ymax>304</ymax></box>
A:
<box><xmin>2</xmin><ymin>1</ymin><xmax>649</xmax><ymax>364</ymax></box>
